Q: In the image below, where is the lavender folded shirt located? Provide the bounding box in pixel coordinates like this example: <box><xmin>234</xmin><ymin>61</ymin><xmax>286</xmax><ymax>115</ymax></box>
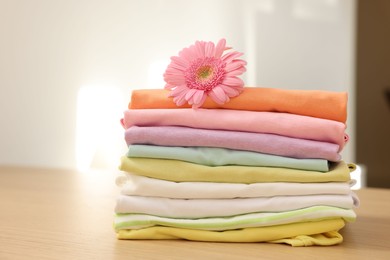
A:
<box><xmin>122</xmin><ymin>109</ymin><xmax>348</xmax><ymax>151</ymax></box>
<box><xmin>125</xmin><ymin>126</ymin><xmax>341</xmax><ymax>161</ymax></box>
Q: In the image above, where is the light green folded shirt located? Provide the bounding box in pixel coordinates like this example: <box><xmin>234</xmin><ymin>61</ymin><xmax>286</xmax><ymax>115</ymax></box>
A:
<box><xmin>120</xmin><ymin>157</ymin><xmax>354</xmax><ymax>183</ymax></box>
<box><xmin>114</xmin><ymin>205</ymin><xmax>356</xmax><ymax>231</ymax></box>
<box><xmin>127</xmin><ymin>145</ymin><xmax>329</xmax><ymax>172</ymax></box>
<box><xmin>117</xmin><ymin>218</ymin><xmax>345</xmax><ymax>246</ymax></box>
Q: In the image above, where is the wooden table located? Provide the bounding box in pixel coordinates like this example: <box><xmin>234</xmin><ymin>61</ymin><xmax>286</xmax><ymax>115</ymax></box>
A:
<box><xmin>0</xmin><ymin>166</ymin><xmax>389</xmax><ymax>260</ymax></box>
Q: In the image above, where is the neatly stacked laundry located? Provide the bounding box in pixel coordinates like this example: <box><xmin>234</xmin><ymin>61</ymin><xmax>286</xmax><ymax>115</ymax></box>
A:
<box><xmin>114</xmin><ymin>87</ymin><xmax>359</xmax><ymax>246</ymax></box>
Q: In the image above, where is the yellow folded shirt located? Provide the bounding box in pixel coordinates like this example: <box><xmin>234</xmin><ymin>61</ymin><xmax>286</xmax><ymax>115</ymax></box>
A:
<box><xmin>117</xmin><ymin>218</ymin><xmax>345</xmax><ymax>246</ymax></box>
<box><xmin>270</xmin><ymin>231</ymin><xmax>343</xmax><ymax>247</ymax></box>
<box><xmin>120</xmin><ymin>157</ymin><xmax>353</xmax><ymax>183</ymax></box>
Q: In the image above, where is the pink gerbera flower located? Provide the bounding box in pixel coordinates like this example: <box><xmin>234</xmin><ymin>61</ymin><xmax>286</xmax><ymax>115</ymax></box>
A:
<box><xmin>163</xmin><ymin>39</ymin><xmax>247</xmax><ymax>108</ymax></box>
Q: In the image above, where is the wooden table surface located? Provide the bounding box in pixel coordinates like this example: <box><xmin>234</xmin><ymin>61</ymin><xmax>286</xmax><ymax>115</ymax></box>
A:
<box><xmin>0</xmin><ymin>166</ymin><xmax>389</xmax><ymax>260</ymax></box>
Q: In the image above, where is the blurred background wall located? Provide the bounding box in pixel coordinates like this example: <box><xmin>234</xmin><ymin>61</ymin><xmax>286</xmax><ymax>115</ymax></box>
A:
<box><xmin>356</xmin><ymin>0</ymin><xmax>390</xmax><ymax>188</ymax></box>
<box><xmin>2</xmin><ymin>0</ymin><xmax>379</xmax><ymax>184</ymax></box>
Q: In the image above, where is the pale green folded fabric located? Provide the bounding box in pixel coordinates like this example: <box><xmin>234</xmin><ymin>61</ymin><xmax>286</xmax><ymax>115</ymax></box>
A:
<box><xmin>114</xmin><ymin>205</ymin><xmax>356</xmax><ymax>231</ymax></box>
<box><xmin>120</xmin><ymin>157</ymin><xmax>354</xmax><ymax>183</ymax></box>
<box><xmin>127</xmin><ymin>145</ymin><xmax>329</xmax><ymax>172</ymax></box>
<box><xmin>117</xmin><ymin>218</ymin><xmax>345</xmax><ymax>246</ymax></box>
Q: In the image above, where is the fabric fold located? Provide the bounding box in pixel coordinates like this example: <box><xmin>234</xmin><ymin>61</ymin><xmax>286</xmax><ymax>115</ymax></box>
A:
<box><xmin>116</xmin><ymin>174</ymin><xmax>355</xmax><ymax>199</ymax></box>
<box><xmin>127</xmin><ymin>145</ymin><xmax>329</xmax><ymax>171</ymax></box>
<box><xmin>117</xmin><ymin>218</ymin><xmax>346</xmax><ymax>245</ymax></box>
<box><xmin>122</xmin><ymin>109</ymin><xmax>347</xmax><ymax>150</ymax></box>
<box><xmin>114</xmin><ymin>206</ymin><xmax>356</xmax><ymax>231</ymax></box>
<box><xmin>128</xmin><ymin>87</ymin><xmax>348</xmax><ymax>123</ymax></box>
<box><xmin>119</xmin><ymin>157</ymin><xmax>353</xmax><ymax>183</ymax></box>
<box><xmin>124</xmin><ymin>126</ymin><xmax>341</xmax><ymax>161</ymax></box>
<box><xmin>115</xmin><ymin>193</ymin><xmax>358</xmax><ymax>218</ymax></box>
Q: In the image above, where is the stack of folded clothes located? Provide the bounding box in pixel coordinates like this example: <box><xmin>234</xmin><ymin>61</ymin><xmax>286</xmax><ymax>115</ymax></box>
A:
<box><xmin>114</xmin><ymin>86</ymin><xmax>359</xmax><ymax>247</ymax></box>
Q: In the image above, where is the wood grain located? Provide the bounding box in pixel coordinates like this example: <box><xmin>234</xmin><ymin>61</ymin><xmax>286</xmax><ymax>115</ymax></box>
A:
<box><xmin>0</xmin><ymin>166</ymin><xmax>389</xmax><ymax>260</ymax></box>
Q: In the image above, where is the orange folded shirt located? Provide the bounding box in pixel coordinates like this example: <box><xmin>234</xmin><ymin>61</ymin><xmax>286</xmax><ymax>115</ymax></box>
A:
<box><xmin>129</xmin><ymin>87</ymin><xmax>348</xmax><ymax>123</ymax></box>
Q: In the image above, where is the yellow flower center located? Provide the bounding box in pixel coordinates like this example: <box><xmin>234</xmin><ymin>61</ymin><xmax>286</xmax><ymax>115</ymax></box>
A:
<box><xmin>184</xmin><ymin>57</ymin><xmax>226</xmax><ymax>91</ymax></box>
<box><xmin>197</xmin><ymin>66</ymin><xmax>213</xmax><ymax>81</ymax></box>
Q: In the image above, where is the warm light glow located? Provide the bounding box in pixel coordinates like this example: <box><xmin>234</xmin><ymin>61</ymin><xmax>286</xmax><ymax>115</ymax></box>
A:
<box><xmin>76</xmin><ymin>85</ymin><xmax>126</xmax><ymax>172</ymax></box>
<box><xmin>350</xmin><ymin>164</ymin><xmax>366</xmax><ymax>190</ymax></box>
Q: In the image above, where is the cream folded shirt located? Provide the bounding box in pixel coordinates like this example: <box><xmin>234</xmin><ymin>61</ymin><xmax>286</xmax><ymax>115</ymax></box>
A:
<box><xmin>114</xmin><ymin>193</ymin><xmax>359</xmax><ymax>218</ymax></box>
<box><xmin>121</xmin><ymin>109</ymin><xmax>348</xmax><ymax>151</ymax></box>
<box><xmin>117</xmin><ymin>218</ymin><xmax>346</xmax><ymax>246</ymax></box>
<box><xmin>127</xmin><ymin>144</ymin><xmax>329</xmax><ymax>171</ymax></box>
<box><xmin>114</xmin><ymin>205</ymin><xmax>356</xmax><ymax>231</ymax></box>
<box><xmin>117</xmin><ymin>173</ymin><xmax>355</xmax><ymax>199</ymax></box>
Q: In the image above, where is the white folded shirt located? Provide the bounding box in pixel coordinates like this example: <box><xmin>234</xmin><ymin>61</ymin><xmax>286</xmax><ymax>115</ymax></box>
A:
<box><xmin>116</xmin><ymin>173</ymin><xmax>356</xmax><ymax>199</ymax></box>
<box><xmin>115</xmin><ymin>193</ymin><xmax>359</xmax><ymax>218</ymax></box>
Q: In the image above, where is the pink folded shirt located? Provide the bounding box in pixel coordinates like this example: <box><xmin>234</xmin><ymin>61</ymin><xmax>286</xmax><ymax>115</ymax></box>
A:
<box><xmin>125</xmin><ymin>126</ymin><xmax>341</xmax><ymax>161</ymax></box>
<box><xmin>122</xmin><ymin>109</ymin><xmax>348</xmax><ymax>151</ymax></box>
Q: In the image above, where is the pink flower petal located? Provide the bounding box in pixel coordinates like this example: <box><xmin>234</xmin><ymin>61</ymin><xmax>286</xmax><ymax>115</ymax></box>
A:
<box><xmin>218</xmin><ymin>84</ymin><xmax>240</xmax><ymax>97</ymax></box>
<box><xmin>225</xmin><ymin>60</ymin><xmax>247</xmax><ymax>73</ymax></box>
<box><xmin>171</xmin><ymin>56</ymin><xmax>189</xmax><ymax>69</ymax></box>
<box><xmin>211</xmin><ymin>86</ymin><xmax>229</xmax><ymax>104</ymax></box>
<box><xmin>165</xmin><ymin>67</ymin><xmax>185</xmax><ymax>76</ymax></box>
<box><xmin>226</xmin><ymin>67</ymin><xmax>246</xmax><ymax>77</ymax></box>
<box><xmin>168</xmin><ymin>63</ymin><xmax>187</xmax><ymax>71</ymax></box>
<box><xmin>208</xmin><ymin>91</ymin><xmax>224</xmax><ymax>104</ymax></box>
<box><xmin>164</xmin><ymin>39</ymin><xmax>246</xmax><ymax>108</ymax></box>
<box><xmin>192</xmin><ymin>93</ymin><xmax>207</xmax><ymax>108</ymax></box>
<box><xmin>195</xmin><ymin>41</ymin><xmax>205</xmax><ymax>58</ymax></box>
<box><xmin>170</xmin><ymin>85</ymin><xmax>189</xmax><ymax>96</ymax></box>
<box><xmin>191</xmin><ymin>90</ymin><xmax>206</xmax><ymax>106</ymax></box>
<box><xmin>214</xmin><ymin>39</ymin><xmax>226</xmax><ymax>58</ymax></box>
<box><xmin>166</xmin><ymin>74</ymin><xmax>186</xmax><ymax>81</ymax></box>
<box><xmin>165</xmin><ymin>71</ymin><xmax>185</xmax><ymax>78</ymax></box>
<box><xmin>167</xmin><ymin>77</ymin><xmax>186</xmax><ymax>86</ymax></box>
<box><xmin>168</xmin><ymin>62</ymin><xmax>187</xmax><ymax>72</ymax></box>
<box><xmin>221</xmin><ymin>51</ymin><xmax>243</xmax><ymax>63</ymax></box>
<box><xmin>184</xmin><ymin>88</ymin><xmax>198</xmax><ymax>100</ymax></box>
<box><xmin>226</xmin><ymin>68</ymin><xmax>246</xmax><ymax>77</ymax></box>
<box><xmin>179</xmin><ymin>47</ymin><xmax>196</xmax><ymax>62</ymax></box>
<box><xmin>222</xmin><ymin>76</ymin><xmax>244</xmax><ymax>87</ymax></box>
<box><xmin>173</xmin><ymin>93</ymin><xmax>187</xmax><ymax>106</ymax></box>
<box><xmin>228</xmin><ymin>84</ymin><xmax>245</xmax><ymax>93</ymax></box>
<box><xmin>205</xmin><ymin>41</ymin><xmax>215</xmax><ymax>57</ymax></box>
